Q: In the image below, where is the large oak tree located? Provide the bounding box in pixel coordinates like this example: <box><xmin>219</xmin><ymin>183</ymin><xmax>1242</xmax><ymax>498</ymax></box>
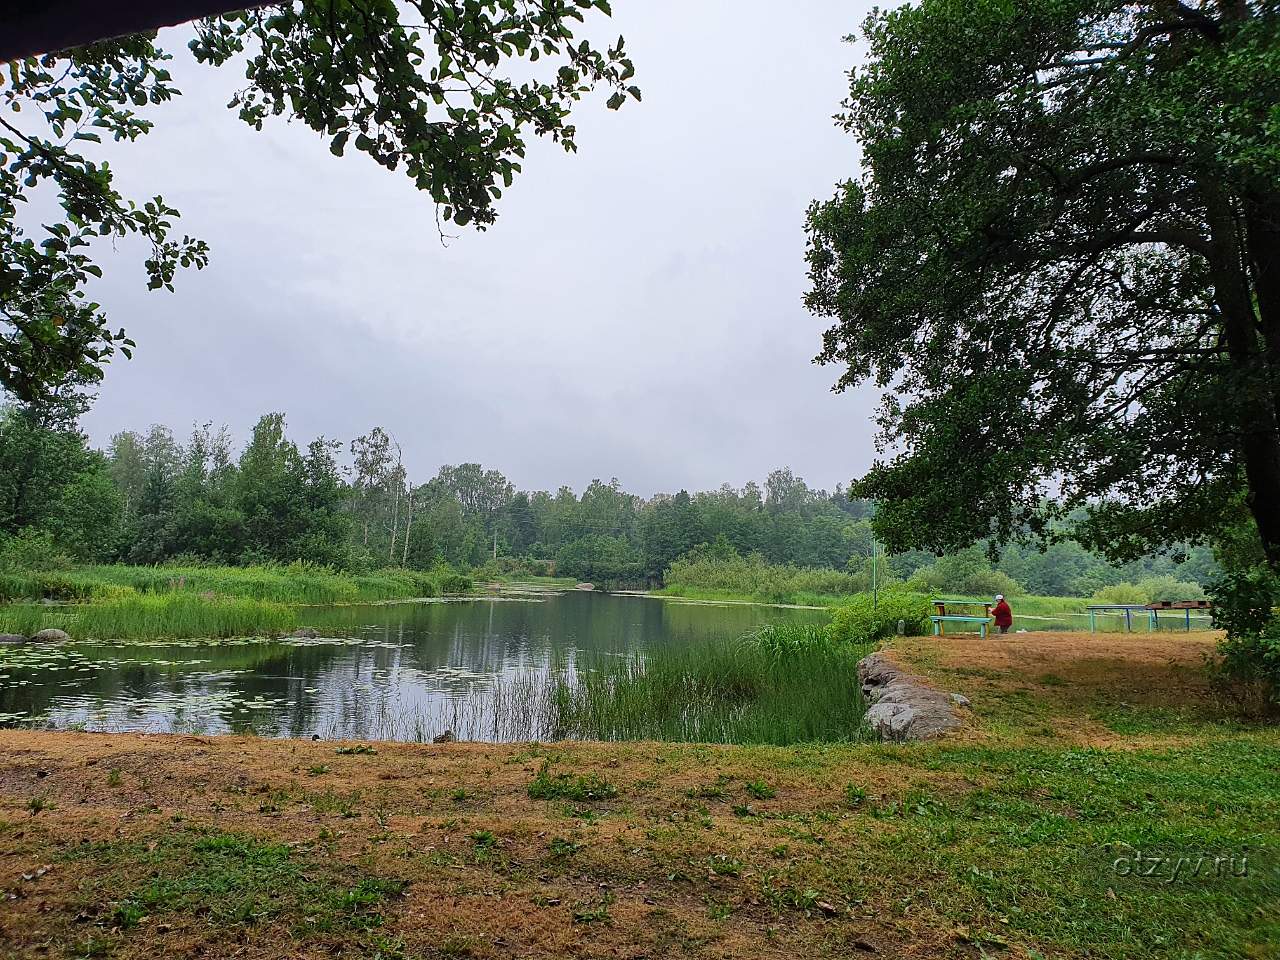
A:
<box><xmin>806</xmin><ymin>0</ymin><xmax>1280</xmax><ymax>568</ymax></box>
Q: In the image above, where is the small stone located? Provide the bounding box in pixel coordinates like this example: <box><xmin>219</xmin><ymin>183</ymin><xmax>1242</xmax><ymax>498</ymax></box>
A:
<box><xmin>29</xmin><ymin>628</ymin><xmax>70</xmax><ymax>643</ymax></box>
<box><xmin>950</xmin><ymin>693</ymin><xmax>971</xmax><ymax>708</ymax></box>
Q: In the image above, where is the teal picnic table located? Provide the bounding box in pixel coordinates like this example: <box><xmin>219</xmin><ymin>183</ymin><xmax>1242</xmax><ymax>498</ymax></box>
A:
<box><xmin>1087</xmin><ymin>604</ymin><xmax>1155</xmax><ymax>632</ymax></box>
<box><xmin>931</xmin><ymin>598</ymin><xmax>994</xmax><ymax>638</ymax></box>
<box><xmin>1146</xmin><ymin>599</ymin><xmax>1213</xmax><ymax>632</ymax></box>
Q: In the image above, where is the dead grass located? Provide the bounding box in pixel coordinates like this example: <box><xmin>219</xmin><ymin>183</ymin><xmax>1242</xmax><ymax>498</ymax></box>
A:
<box><xmin>886</xmin><ymin>630</ymin><xmax>1227</xmax><ymax>746</ymax></box>
<box><xmin>1</xmin><ymin>631</ymin><xmax>1276</xmax><ymax>960</ymax></box>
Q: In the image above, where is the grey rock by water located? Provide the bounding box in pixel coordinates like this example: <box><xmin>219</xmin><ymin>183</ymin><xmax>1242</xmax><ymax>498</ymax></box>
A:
<box><xmin>0</xmin><ymin>633</ymin><xmax>27</xmax><ymax>646</ymax></box>
<box><xmin>29</xmin><ymin>628</ymin><xmax>71</xmax><ymax>643</ymax></box>
<box><xmin>857</xmin><ymin>651</ymin><xmax>964</xmax><ymax>741</ymax></box>
<box><xmin>289</xmin><ymin>627</ymin><xmax>319</xmax><ymax>639</ymax></box>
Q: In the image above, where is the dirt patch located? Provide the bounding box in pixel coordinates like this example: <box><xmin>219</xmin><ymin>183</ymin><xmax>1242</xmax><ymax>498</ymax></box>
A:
<box><xmin>887</xmin><ymin>631</ymin><xmax>1224</xmax><ymax>745</ymax></box>
<box><xmin>0</xmin><ymin>731</ymin><xmax>994</xmax><ymax>960</ymax></box>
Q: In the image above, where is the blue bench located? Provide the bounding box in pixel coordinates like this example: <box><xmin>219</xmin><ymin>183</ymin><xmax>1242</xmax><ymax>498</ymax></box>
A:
<box><xmin>930</xmin><ymin>614</ymin><xmax>992</xmax><ymax>638</ymax></box>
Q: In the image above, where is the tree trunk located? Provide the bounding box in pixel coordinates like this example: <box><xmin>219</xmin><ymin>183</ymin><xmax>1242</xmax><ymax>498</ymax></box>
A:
<box><xmin>1212</xmin><ymin>194</ymin><xmax>1280</xmax><ymax>569</ymax></box>
<box><xmin>402</xmin><ymin>485</ymin><xmax>414</xmax><ymax>566</ymax></box>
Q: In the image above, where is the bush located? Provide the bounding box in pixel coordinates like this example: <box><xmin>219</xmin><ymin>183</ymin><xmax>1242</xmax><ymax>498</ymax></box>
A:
<box><xmin>905</xmin><ymin>549</ymin><xmax>1023</xmax><ymax>598</ymax></box>
<box><xmin>1211</xmin><ymin>626</ymin><xmax>1280</xmax><ymax>717</ymax></box>
<box><xmin>663</xmin><ymin>550</ymin><xmax>861</xmax><ymax>603</ymax></box>
<box><xmin>826</xmin><ymin>590</ymin><xmax>931</xmax><ymax>645</ymax></box>
<box><xmin>436</xmin><ymin>569</ymin><xmax>473</xmax><ymax>594</ymax></box>
<box><xmin>1091</xmin><ymin>582</ymin><xmax>1147</xmax><ymax>605</ymax></box>
<box><xmin>0</xmin><ymin>530</ymin><xmax>74</xmax><ymax>572</ymax></box>
<box><xmin>1092</xmin><ymin>576</ymin><xmax>1206</xmax><ymax>606</ymax></box>
<box><xmin>1207</xmin><ymin>569</ymin><xmax>1280</xmax><ymax>716</ymax></box>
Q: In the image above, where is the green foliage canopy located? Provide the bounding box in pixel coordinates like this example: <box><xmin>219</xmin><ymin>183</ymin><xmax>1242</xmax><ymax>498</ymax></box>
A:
<box><xmin>805</xmin><ymin>0</ymin><xmax>1280</xmax><ymax>566</ymax></box>
<box><xmin>2</xmin><ymin>0</ymin><xmax>638</xmax><ymax>414</ymax></box>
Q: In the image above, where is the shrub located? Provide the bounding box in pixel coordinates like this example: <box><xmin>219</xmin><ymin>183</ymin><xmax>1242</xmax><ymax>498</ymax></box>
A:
<box><xmin>0</xmin><ymin>530</ymin><xmax>74</xmax><ymax>572</ymax></box>
<box><xmin>663</xmin><ymin>550</ymin><xmax>861</xmax><ymax>603</ymax></box>
<box><xmin>1207</xmin><ymin>568</ymin><xmax>1280</xmax><ymax>716</ymax></box>
<box><xmin>1092</xmin><ymin>576</ymin><xmax>1206</xmax><ymax>606</ymax></box>
<box><xmin>1137</xmin><ymin>575</ymin><xmax>1205</xmax><ymax>603</ymax></box>
<box><xmin>1091</xmin><ymin>582</ymin><xmax>1147</xmax><ymax>605</ymax></box>
<box><xmin>826</xmin><ymin>590</ymin><xmax>931</xmax><ymax>645</ymax></box>
<box><xmin>905</xmin><ymin>548</ymin><xmax>1023</xmax><ymax>598</ymax></box>
<box><xmin>1211</xmin><ymin>625</ymin><xmax>1280</xmax><ymax>717</ymax></box>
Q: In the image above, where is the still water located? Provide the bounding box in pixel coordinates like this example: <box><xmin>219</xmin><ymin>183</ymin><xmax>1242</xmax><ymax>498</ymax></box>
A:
<box><xmin>0</xmin><ymin>593</ymin><xmax>825</xmax><ymax>741</ymax></box>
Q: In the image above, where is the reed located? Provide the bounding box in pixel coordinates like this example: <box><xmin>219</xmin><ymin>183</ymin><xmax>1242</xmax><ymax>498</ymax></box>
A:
<box><xmin>0</xmin><ymin>594</ymin><xmax>298</xmax><ymax>641</ymax></box>
<box><xmin>0</xmin><ymin>562</ymin><xmax>470</xmax><ymax>605</ymax></box>
<box><xmin>528</xmin><ymin>625</ymin><xmax>871</xmax><ymax>745</ymax></box>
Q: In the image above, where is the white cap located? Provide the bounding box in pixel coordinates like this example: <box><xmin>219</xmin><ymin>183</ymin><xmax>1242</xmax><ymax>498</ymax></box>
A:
<box><xmin>995</xmin><ymin>595</ymin><xmax>1004</xmax><ymax>601</ymax></box>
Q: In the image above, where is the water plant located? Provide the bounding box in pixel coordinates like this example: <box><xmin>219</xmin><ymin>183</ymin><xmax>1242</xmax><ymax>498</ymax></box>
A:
<box><xmin>0</xmin><ymin>594</ymin><xmax>299</xmax><ymax>641</ymax></box>
<box><xmin>0</xmin><ymin>562</ymin><xmax>467</xmax><ymax>606</ymax></box>
<box><xmin>537</xmin><ymin>629</ymin><xmax>871</xmax><ymax>746</ymax></box>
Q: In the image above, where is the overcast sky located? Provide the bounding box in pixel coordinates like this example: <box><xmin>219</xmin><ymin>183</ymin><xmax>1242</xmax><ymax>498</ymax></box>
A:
<box><xmin>77</xmin><ymin>1</ymin><xmax>881</xmax><ymax>497</ymax></box>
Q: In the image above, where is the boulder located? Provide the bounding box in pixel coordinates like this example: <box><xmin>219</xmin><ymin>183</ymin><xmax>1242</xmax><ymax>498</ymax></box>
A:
<box><xmin>0</xmin><ymin>633</ymin><xmax>27</xmax><ymax>646</ymax></box>
<box><xmin>857</xmin><ymin>651</ymin><xmax>963</xmax><ymax>741</ymax></box>
<box><xmin>432</xmin><ymin>729</ymin><xmax>456</xmax><ymax>744</ymax></box>
<box><xmin>29</xmin><ymin>628</ymin><xmax>70</xmax><ymax>643</ymax></box>
<box><xmin>574</xmin><ymin>582</ymin><xmax>596</xmax><ymax>592</ymax></box>
<box><xmin>289</xmin><ymin>627</ymin><xmax>319</xmax><ymax>639</ymax></box>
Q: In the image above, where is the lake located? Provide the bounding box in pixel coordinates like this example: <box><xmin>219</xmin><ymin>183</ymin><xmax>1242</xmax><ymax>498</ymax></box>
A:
<box><xmin>0</xmin><ymin>592</ymin><xmax>828</xmax><ymax>742</ymax></box>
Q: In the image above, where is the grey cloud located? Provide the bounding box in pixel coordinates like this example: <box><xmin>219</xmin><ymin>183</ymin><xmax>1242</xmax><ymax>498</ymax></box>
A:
<box><xmin>78</xmin><ymin>0</ymin><xmax>882</xmax><ymax>496</ymax></box>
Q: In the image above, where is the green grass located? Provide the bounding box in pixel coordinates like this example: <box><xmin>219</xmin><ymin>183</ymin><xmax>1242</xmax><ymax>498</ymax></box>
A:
<box><xmin>0</xmin><ymin>561</ymin><xmax>475</xmax><ymax>640</ymax></box>
<box><xmin>657</xmin><ymin>584</ymin><xmax>1216</xmax><ymax>633</ymax></box>
<box><xmin>0</xmin><ymin>594</ymin><xmax>298</xmax><ymax>640</ymax></box>
<box><xmin>538</xmin><ymin>630</ymin><xmax>872</xmax><ymax>745</ymax></box>
<box><xmin>527</xmin><ymin>760</ymin><xmax>618</xmax><ymax>802</ymax></box>
<box><xmin>0</xmin><ymin>561</ymin><xmax>470</xmax><ymax>605</ymax></box>
<box><xmin>848</xmin><ymin>738</ymin><xmax>1280</xmax><ymax>957</ymax></box>
<box><xmin>66</xmin><ymin>828</ymin><xmax>407</xmax><ymax>935</ymax></box>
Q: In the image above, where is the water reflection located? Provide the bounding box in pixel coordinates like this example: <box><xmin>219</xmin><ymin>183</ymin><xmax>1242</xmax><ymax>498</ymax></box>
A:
<box><xmin>0</xmin><ymin>593</ymin><xmax>824</xmax><ymax>741</ymax></box>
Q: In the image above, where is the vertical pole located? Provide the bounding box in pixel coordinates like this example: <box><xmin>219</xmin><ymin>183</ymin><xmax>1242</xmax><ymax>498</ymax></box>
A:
<box><xmin>1125</xmin><ymin>608</ymin><xmax>1132</xmax><ymax>632</ymax></box>
<box><xmin>871</xmin><ymin>537</ymin><xmax>878</xmax><ymax>612</ymax></box>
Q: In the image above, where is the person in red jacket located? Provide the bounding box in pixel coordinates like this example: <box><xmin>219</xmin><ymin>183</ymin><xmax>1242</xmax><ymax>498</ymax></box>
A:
<box><xmin>993</xmin><ymin>595</ymin><xmax>1013</xmax><ymax>634</ymax></box>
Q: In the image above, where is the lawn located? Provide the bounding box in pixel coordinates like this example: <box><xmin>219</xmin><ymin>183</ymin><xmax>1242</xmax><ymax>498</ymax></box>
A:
<box><xmin>0</xmin><ymin>631</ymin><xmax>1275</xmax><ymax>959</ymax></box>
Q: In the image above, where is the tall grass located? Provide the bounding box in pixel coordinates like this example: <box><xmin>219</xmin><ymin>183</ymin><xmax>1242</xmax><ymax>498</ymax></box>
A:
<box><xmin>0</xmin><ymin>594</ymin><xmax>298</xmax><ymax>641</ymax></box>
<box><xmin>475</xmin><ymin>624</ymin><xmax>872</xmax><ymax>745</ymax></box>
<box><xmin>0</xmin><ymin>562</ymin><xmax>470</xmax><ymax>605</ymax></box>
<box><xmin>550</xmin><ymin>641</ymin><xmax>868</xmax><ymax>744</ymax></box>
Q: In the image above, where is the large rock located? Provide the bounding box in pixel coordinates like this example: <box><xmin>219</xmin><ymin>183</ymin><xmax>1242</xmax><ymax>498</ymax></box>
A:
<box><xmin>29</xmin><ymin>628</ymin><xmax>71</xmax><ymax>643</ymax></box>
<box><xmin>0</xmin><ymin>633</ymin><xmax>27</xmax><ymax>646</ymax></box>
<box><xmin>288</xmin><ymin>627</ymin><xmax>319</xmax><ymax>639</ymax></box>
<box><xmin>857</xmin><ymin>651</ymin><xmax>966</xmax><ymax>741</ymax></box>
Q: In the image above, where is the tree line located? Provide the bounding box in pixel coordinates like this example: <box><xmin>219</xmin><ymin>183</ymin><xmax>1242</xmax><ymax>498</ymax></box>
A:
<box><xmin>0</xmin><ymin>406</ymin><xmax>1215</xmax><ymax>594</ymax></box>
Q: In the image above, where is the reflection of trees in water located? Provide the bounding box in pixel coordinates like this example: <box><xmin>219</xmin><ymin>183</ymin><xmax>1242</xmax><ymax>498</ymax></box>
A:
<box><xmin>2</xmin><ymin>594</ymin><xmax>829</xmax><ymax>740</ymax></box>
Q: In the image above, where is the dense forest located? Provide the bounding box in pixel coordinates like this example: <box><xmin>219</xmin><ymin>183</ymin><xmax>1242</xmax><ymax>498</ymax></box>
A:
<box><xmin>0</xmin><ymin>407</ymin><xmax>1217</xmax><ymax>594</ymax></box>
